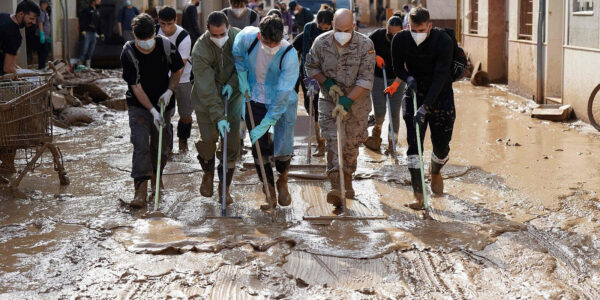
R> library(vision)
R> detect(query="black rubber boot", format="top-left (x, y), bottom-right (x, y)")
top-left (407, 168), bottom-right (425, 210)
top-left (199, 157), bottom-right (215, 197)
top-left (275, 159), bottom-right (291, 206)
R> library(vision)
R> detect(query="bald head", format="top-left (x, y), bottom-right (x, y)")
top-left (333, 8), bottom-right (354, 32)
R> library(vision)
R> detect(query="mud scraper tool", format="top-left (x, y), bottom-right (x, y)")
top-left (303, 95), bottom-right (386, 223)
top-left (412, 90), bottom-right (429, 213)
top-left (143, 101), bottom-right (168, 219)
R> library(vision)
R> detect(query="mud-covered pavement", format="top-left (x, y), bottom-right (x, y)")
top-left (1, 81), bottom-right (600, 299)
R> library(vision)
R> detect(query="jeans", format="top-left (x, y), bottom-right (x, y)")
top-left (78, 31), bottom-right (97, 62)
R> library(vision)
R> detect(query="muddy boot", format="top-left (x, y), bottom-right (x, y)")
top-left (255, 162), bottom-right (277, 210)
top-left (406, 168), bottom-right (425, 210)
top-left (218, 167), bottom-right (235, 204)
top-left (364, 124), bottom-right (382, 151)
top-left (130, 179), bottom-right (148, 208)
top-left (275, 160), bottom-right (291, 206)
top-left (343, 171), bottom-right (355, 199)
top-left (326, 172), bottom-right (344, 208)
top-left (199, 157), bottom-right (215, 197)
top-left (178, 139), bottom-right (188, 154)
top-left (313, 123), bottom-right (326, 157)
top-left (384, 138), bottom-right (397, 156)
top-left (177, 121), bottom-right (191, 154)
top-left (430, 160), bottom-right (445, 195)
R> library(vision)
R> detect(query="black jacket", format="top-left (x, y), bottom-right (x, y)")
top-left (182, 4), bottom-right (201, 44)
top-left (369, 28), bottom-right (395, 79)
top-left (79, 5), bottom-right (100, 33)
top-left (391, 28), bottom-right (453, 109)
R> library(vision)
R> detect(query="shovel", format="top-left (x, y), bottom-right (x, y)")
top-left (306, 85), bottom-right (315, 164)
top-left (143, 101), bottom-right (168, 219)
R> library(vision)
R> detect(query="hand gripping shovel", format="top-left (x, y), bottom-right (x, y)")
top-left (143, 101), bottom-right (168, 219)
top-left (381, 66), bottom-right (399, 165)
top-left (245, 94), bottom-right (276, 222)
top-left (412, 91), bottom-right (429, 211)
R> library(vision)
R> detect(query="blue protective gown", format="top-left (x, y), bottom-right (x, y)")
top-left (233, 27), bottom-right (300, 158)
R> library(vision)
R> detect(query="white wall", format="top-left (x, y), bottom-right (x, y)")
top-left (427, 0), bottom-right (457, 20)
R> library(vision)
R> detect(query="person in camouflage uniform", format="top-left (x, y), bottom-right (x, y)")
top-left (305, 9), bottom-right (376, 209)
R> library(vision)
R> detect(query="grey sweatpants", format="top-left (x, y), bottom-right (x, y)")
top-left (175, 82), bottom-right (193, 121)
top-left (128, 105), bottom-right (173, 180)
top-left (371, 75), bottom-right (404, 136)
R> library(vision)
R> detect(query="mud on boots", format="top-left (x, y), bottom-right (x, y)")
top-left (275, 159), bottom-right (292, 206)
top-left (191, 11), bottom-right (244, 199)
top-left (131, 177), bottom-right (149, 208)
top-left (120, 14), bottom-right (184, 209)
top-left (387, 7), bottom-right (459, 209)
top-left (218, 165), bottom-right (235, 204)
top-left (305, 9), bottom-right (376, 209)
top-left (313, 122), bottom-right (326, 157)
top-left (233, 16), bottom-right (300, 210)
top-left (364, 124), bottom-right (382, 151)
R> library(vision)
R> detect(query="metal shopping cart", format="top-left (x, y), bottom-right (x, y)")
top-left (0, 73), bottom-right (69, 190)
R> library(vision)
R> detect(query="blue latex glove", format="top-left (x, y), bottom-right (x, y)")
top-left (217, 119), bottom-right (230, 137)
top-left (47, 36), bottom-right (52, 43)
top-left (303, 77), bottom-right (320, 95)
top-left (238, 70), bottom-right (251, 98)
top-left (222, 84), bottom-right (232, 100)
top-left (414, 105), bottom-right (428, 126)
top-left (406, 76), bottom-right (418, 94)
top-left (250, 117), bottom-right (277, 144)
top-left (40, 31), bottom-right (45, 44)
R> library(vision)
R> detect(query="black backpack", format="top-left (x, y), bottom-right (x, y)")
top-left (441, 28), bottom-right (467, 82)
top-left (123, 36), bottom-right (176, 83)
top-left (156, 25), bottom-right (194, 82)
top-left (247, 35), bottom-right (294, 70)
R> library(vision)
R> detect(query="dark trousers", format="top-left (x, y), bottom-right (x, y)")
top-left (128, 106), bottom-right (173, 181)
top-left (245, 101), bottom-right (273, 160)
top-left (38, 42), bottom-right (50, 70)
top-left (403, 92), bottom-right (456, 170)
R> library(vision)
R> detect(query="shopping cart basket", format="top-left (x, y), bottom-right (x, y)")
top-left (0, 73), bottom-right (69, 189)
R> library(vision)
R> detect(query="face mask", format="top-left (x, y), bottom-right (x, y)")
top-left (137, 38), bottom-right (156, 50)
top-left (261, 42), bottom-right (281, 56)
top-left (232, 8), bottom-right (245, 16)
top-left (210, 34), bottom-right (229, 48)
top-left (411, 31), bottom-right (427, 46)
top-left (334, 32), bottom-right (352, 46)
top-left (125, 1), bottom-right (131, 5)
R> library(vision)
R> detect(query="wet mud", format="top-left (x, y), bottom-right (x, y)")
top-left (1, 81), bottom-right (600, 298)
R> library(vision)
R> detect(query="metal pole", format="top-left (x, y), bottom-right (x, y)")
top-left (382, 67), bottom-right (398, 165)
top-left (536, 0), bottom-right (546, 104)
top-left (412, 91), bottom-right (428, 209)
top-left (306, 86), bottom-right (314, 164)
top-left (336, 115), bottom-right (348, 215)
top-left (221, 96), bottom-right (228, 217)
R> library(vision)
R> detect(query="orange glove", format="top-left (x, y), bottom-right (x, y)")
top-left (375, 56), bottom-right (385, 69)
top-left (384, 81), bottom-right (400, 96)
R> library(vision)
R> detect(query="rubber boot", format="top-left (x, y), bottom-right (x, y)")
top-left (178, 139), bottom-right (188, 154)
top-left (406, 168), bottom-right (425, 210)
top-left (326, 171), bottom-right (344, 208)
top-left (364, 124), bottom-right (382, 151)
top-left (313, 122), bottom-right (326, 157)
top-left (199, 157), bottom-right (215, 197)
top-left (218, 167), bottom-right (235, 204)
top-left (275, 160), bottom-right (291, 206)
top-left (343, 171), bottom-right (355, 199)
top-left (130, 179), bottom-right (148, 208)
top-left (430, 160), bottom-right (445, 195)
top-left (255, 162), bottom-right (277, 210)
top-left (177, 121), bottom-right (192, 154)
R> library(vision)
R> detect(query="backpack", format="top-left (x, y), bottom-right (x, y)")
top-left (156, 25), bottom-right (194, 82)
top-left (247, 35), bottom-right (294, 70)
top-left (441, 28), bottom-right (467, 82)
top-left (222, 8), bottom-right (258, 25)
top-left (123, 36), bottom-right (175, 83)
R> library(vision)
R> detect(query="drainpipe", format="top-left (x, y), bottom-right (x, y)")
top-left (536, 0), bottom-right (546, 104)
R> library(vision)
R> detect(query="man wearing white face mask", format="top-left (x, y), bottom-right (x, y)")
top-left (385, 7), bottom-right (455, 210)
top-left (222, 0), bottom-right (259, 30)
top-left (233, 15), bottom-right (299, 210)
top-left (305, 9), bottom-right (376, 209)
top-left (191, 12), bottom-right (242, 203)
top-left (120, 13), bottom-right (184, 208)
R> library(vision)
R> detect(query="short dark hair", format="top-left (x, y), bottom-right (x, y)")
top-left (259, 15), bottom-right (283, 43)
top-left (207, 11), bottom-right (229, 29)
top-left (17, 0), bottom-right (41, 16)
top-left (316, 7), bottom-right (334, 25)
top-left (387, 16), bottom-right (403, 27)
top-left (132, 13), bottom-right (156, 40)
top-left (230, 0), bottom-right (248, 6)
top-left (158, 6), bottom-right (176, 22)
top-left (267, 9), bottom-right (282, 19)
top-left (409, 7), bottom-right (430, 25)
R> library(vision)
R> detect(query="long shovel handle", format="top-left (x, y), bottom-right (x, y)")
top-left (307, 87), bottom-right (314, 164)
top-left (335, 105), bottom-right (347, 215)
top-left (381, 67), bottom-right (399, 165)
top-left (154, 101), bottom-right (165, 212)
top-left (221, 95), bottom-right (228, 217)
top-left (246, 98), bottom-right (275, 222)
top-left (412, 91), bottom-right (428, 209)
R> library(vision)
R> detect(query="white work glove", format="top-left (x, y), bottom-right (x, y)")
top-left (150, 107), bottom-right (165, 130)
top-left (159, 89), bottom-right (173, 107)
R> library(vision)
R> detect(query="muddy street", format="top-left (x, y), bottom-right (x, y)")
top-left (0, 81), bottom-right (599, 298)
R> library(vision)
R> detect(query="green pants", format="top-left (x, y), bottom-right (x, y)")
top-left (194, 94), bottom-right (242, 168)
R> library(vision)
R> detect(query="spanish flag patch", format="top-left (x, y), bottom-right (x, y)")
top-left (368, 49), bottom-right (375, 54)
